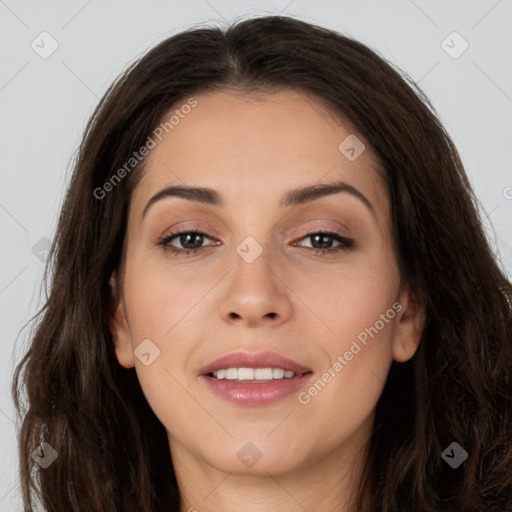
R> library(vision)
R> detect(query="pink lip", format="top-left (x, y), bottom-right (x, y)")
top-left (198, 350), bottom-right (312, 376)
top-left (200, 374), bottom-right (313, 406)
top-left (198, 350), bottom-right (314, 406)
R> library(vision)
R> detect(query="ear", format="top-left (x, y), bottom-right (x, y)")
top-left (392, 285), bottom-right (425, 363)
top-left (108, 271), bottom-right (135, 368)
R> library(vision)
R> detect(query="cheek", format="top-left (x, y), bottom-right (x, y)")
top-left (297, 250), bottom-right (400, 345)
top-left (294, 295), bottom-right (398, 456)
top-left (121, 257), bottom-right (208, 435)
top-left (122, 253), bottom-right (214, 342)
top-left (293, 253), bottom-right (399, 419)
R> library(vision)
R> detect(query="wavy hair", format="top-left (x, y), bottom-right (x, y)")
top-left (12, 15), bottom-right (512, 511)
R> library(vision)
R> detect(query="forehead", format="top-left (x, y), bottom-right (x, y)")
top-left (131, 89), bottom-right (387, 217)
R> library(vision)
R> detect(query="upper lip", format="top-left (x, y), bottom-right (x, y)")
top-left (199, 351), bottom-right (313, 376)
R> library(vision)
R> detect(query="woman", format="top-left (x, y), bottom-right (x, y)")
top-left (12, 15), bottom-right (512, 512)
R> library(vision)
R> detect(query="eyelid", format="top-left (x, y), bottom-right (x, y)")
top-left (156, 221), bottom-right (220, 241)
top-left (287, 219), bottom-right (352, 238)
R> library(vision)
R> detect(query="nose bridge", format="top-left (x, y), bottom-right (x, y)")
top-left (219, 230), bottom-right (292, 325)
top-left (231, 232), bottom-right (276, 292)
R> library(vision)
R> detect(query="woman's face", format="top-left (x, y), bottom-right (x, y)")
top-left (109, 89), bottom-right (423, 478)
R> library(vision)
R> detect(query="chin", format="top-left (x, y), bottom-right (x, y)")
top-left (203, 440), bottom-right (307, 476)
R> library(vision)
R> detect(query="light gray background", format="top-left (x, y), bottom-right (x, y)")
top-left (1, 0), bottom-right (511, 508)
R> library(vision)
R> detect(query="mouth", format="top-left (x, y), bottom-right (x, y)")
top-left (206, 367), bottom-right (312, 382)
top-left (198, 351), bottom-right (314, 406)
top-left (199, 350), bottom-right (312, 377)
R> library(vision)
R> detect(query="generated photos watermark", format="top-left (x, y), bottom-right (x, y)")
top-left (93, 97), bottom-right (198, 200)
top-left (297, 302), bottom-right (403, 405)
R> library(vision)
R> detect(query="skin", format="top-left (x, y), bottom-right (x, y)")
top-left (109, 89), bottom-right (424, 512)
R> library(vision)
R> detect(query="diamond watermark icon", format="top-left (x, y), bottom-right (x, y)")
top-left (134, 338), bottom-right (161, 366)
top-left (237, 442), bottom-right (262, 468)
top-left (441, 441), bottom-right (468, 468)
top-left (338, 134), bottom-right (365, 161)
top-left (32, 237), bottom-right (51, 262)
top-left (441, 31), bottom-right (468, 60)
top-left (236, 236), bottom-right (264, 264)
top-left (31, 31), bottom-right (59, 59)
top-left (31, 442), bottom-right (58, 469)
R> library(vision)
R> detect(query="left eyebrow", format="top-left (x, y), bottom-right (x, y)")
top-left (141, 180), bottom-right (375, 220)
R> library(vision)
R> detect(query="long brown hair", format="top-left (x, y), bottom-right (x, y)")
top-left (12, 15), bottom-right (512, 511)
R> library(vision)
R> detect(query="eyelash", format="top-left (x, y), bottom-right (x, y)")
top-left (156, 229), bottom-right (354, 257)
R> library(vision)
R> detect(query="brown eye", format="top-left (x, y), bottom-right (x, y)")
top-left (295, 231), bottom-right (354, 254)
top-left (157, 230), bottom-right (217, 255)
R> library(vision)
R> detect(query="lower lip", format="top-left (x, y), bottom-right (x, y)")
top-left (200, 373), bottom-right (314, 406)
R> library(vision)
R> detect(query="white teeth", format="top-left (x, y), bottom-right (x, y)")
top-left (225, 368), bottom-right (238, 379)
top-left (237, 368), bottom-right (255, 380)
top-left (255, 368), bottom-right (273, 380)
top-left (272, 368), bottom-right (285, 379)
top-left (212, 367), bottom-right (298, 380)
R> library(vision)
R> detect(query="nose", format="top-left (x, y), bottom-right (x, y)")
top-left (219, 243), bottom-right (293, 328)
